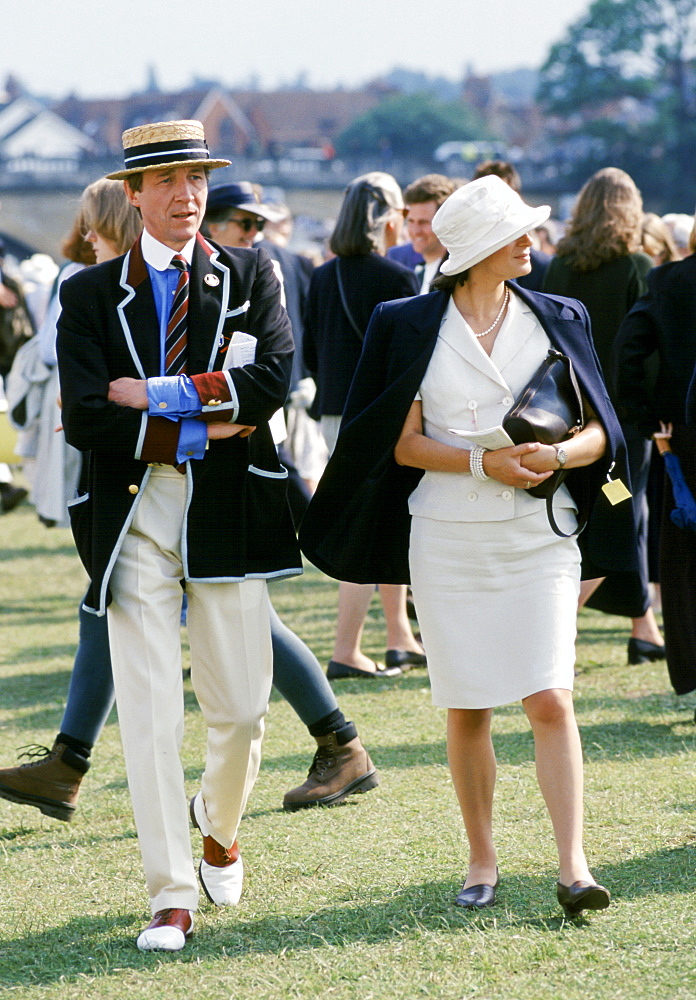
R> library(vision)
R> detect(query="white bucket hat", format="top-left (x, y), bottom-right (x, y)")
top-left (433, 175), bottom-right (551, 276)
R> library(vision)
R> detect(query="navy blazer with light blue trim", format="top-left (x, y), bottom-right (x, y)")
top-left (57, 234), bottom-right (301, 613)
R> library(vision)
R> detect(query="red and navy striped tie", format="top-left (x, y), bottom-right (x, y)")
top-left (165, 254), bottom-right (189, 376)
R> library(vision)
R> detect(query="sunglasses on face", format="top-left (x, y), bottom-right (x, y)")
top-left (228, 216), bottom-right (265, 233)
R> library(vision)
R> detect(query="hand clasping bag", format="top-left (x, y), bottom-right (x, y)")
top-left (503, 349), bottom-right (586, 536)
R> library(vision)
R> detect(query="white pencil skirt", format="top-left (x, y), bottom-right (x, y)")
top-left (409, 505), bottom-right (581, 709)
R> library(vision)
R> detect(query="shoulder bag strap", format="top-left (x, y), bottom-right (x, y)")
top-left (335, 259), bottom-right (365, 343)
top-left (546, 476), bottom-right (590, 538)
top-left (545, 352), bottom-right (588, 537)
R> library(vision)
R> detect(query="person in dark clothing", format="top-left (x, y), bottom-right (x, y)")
top-left (303, 172), bottom-right (425, 679)
top-left (542, 167), bottom-right (664, 664)
top-left (614, 247), bottom-right (696, 697)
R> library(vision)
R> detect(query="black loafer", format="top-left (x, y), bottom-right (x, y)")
top-left (627, 637), bottom-right (665, 664)
top-left (385, 649), bottom-right (427, 670)
top-left (327, 659), bottom-right (402, 680)
top-left (455, 870), bottom-right (499, 910)
top-left (556, 880), bottom-right (610, 918)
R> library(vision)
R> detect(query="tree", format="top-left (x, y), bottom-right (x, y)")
top-left (334, 92), bottom-right (488, 161)
top-left (537, 0), bottom-right (696, 207)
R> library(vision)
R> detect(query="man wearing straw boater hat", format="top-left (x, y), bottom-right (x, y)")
top-left (57, 120), bottom-right (301, 951)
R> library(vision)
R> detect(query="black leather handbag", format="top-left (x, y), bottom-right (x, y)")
top-left (503, 349), bottom-right (586, 536)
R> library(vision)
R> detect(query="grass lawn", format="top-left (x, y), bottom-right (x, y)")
top-left (1, 501), bottom-right (695, 1000)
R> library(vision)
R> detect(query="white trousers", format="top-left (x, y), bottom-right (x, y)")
top-left (107, 467), bottom-right (272, 914)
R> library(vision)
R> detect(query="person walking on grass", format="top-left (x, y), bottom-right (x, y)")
top-left (301, 177), bottom-right (640, 919)
top-left (56, 120), bottom-right (301, 952)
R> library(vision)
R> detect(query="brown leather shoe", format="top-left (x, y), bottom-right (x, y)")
top-left (0, 742), bottom-right (89, 821)
top-left (283, 733), bottom-right (379, 811)
top-left (137, 908), bottom-right (194, 951)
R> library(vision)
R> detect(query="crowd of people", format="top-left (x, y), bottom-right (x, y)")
top-left (0, 118), bottom-right (694, 951)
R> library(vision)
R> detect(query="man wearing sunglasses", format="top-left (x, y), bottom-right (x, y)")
top-left (204, 181), bottom-right (279, 249)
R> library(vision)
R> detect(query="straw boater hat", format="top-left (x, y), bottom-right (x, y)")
top-left (433, 175), bottom-right (551, 276)
top-left (106, 120), bottom-right (230, 181)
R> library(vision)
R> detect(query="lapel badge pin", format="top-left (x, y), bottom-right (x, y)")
top-left (204, 273), bottom-right (220, 286)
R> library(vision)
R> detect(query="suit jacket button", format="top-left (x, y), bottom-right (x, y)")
top-left (128, 484), bottom-right (139, 495)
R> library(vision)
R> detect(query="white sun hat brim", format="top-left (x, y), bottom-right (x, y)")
top-left (433, 175), bottom-right (551, 276)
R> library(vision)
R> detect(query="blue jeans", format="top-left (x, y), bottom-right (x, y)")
top-left (60, 593), bottom-right (338, 744)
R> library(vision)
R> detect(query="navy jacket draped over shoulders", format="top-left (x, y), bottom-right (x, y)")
top-left (299, 284), bottom-right (639, 585)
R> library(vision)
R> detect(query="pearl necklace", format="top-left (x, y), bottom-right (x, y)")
top-left (472, 288), bottom-right (509, 338)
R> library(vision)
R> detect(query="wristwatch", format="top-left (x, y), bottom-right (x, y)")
top-left (553, 444), bottom-right (568, 469)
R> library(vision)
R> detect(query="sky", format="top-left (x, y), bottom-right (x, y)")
top-left (1, 0), bottom-right (592, 99)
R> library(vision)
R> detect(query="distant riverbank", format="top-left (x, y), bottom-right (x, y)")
top-left (1, 187), bottom-right (345, 261)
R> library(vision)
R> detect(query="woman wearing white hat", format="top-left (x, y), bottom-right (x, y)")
top-left (301, 175), bottom-right (639, 917)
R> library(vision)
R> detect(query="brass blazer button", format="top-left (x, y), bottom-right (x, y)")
top-left (207, 398), bottom-right (221, 406)
top-left (128, 484), bottom-right (139, 495)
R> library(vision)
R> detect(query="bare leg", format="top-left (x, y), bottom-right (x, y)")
top-left (579, 578), bottom-right (663, 644)
top-left (332, 582), bottom-right (378, 672)
top-left (522, 689), bottom-right (593, 886)
top-left (578, 578), bottom-right (604, 608)
top-left (447, 708), bottom-right (498, 888)
top-left (379, 584), bottom-right (424, 653)
top-left (629, 606), bottom-right (663, 644)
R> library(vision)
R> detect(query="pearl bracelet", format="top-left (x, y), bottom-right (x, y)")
top-left (470, 444), bottom-right (489, 482)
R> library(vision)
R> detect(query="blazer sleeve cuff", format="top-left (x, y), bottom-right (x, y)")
top-left (139, 415), bottom-right (181, 465)
top-left (189, 370), bottom-right (239, 421)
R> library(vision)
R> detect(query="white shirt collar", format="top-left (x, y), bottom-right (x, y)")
top-left (141, 228), bottom-right (196, 271)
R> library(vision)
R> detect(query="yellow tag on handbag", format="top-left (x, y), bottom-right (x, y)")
top-left (602, 478), bottom-right (632, 505)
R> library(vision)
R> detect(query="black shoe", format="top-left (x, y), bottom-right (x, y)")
top-left (327, 659), bottom-right (402, 680)
top-left (455, 870), bottom-right (499, 910)
top-left (0, 484), bottom-right (28, 513)
top-left (556, 880), bottom-right (610, 918)
top-left (627, 637), bottom-right (666, 664)
top-left (385, 649), bottom-right (427, 670)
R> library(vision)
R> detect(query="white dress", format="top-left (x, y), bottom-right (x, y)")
top-left (408, 291), bottom-right (581, 709)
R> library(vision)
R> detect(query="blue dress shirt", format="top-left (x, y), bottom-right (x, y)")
top-left (141, 230), bottom-right (207, 463)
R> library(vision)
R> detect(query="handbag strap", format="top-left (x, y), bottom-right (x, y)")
top-left (335, 259), bottom-right (365, 343)
top-left (550, 349), bottom-right (585, 431)
top-left (544, 469), bottom-right (589, 538)
top-left (543, 351), bottom-right (587, 537)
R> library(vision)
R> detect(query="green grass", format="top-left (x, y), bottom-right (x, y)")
top-left (1, 501), bottom-right (695, 1000)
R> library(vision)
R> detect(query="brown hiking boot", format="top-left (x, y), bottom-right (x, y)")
top-left (0, 742), bottom-right (89, 822)
top-left (283, 733), bottom-right (379, 811)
